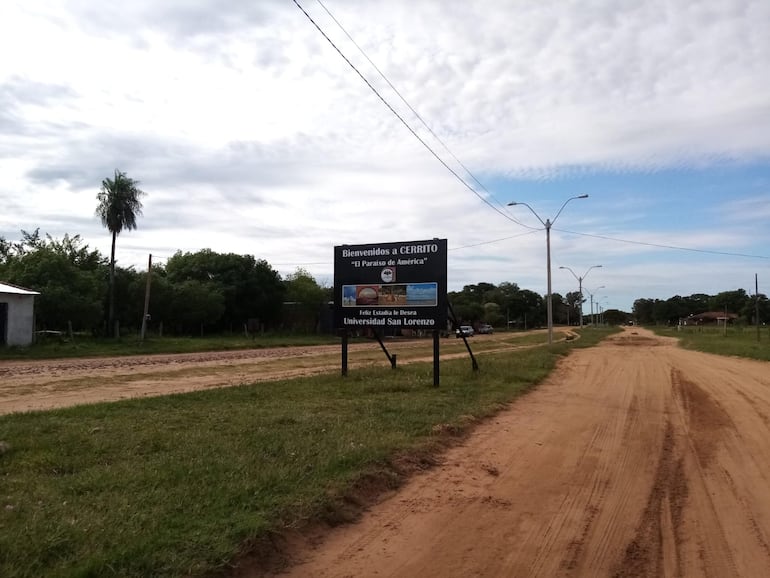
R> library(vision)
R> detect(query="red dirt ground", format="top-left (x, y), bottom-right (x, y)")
top-left (0, 332), bottom-right (536, 414)
top-left (256, 327), bottom-right (770, 577)
top-left (3, 327), bottom-right (769, 577)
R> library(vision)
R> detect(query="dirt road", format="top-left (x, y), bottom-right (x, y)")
top-left (266, 327), bottom-right (770, 577)
top-left (4, 327), bottom-right (769, 576)
top-left (0, 332), bottom-right (543, 414)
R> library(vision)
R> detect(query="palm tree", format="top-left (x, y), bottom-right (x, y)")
top-left (96, 169), bottom-right (146, 337)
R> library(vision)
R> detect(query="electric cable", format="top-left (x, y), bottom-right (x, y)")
top-left (294, 1), bottom-right (768, 263)
top-left (555, 228), bottom-right (770, 260)
top-left (292, 0), bottom-right (533, 228)
top-left (313, 0), bottom-right (522, 224)
top-left (448, 229), bottom-right (541, 251)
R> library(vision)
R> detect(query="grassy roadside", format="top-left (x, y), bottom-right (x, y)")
top-left (651, 326), bottom-right (770, 362)
top-left (0, 327), bottom-right (617, 577)
top-left (0, 330), bottom-right (547, 361)
top-left (0, 334), bottom-right (341, 361)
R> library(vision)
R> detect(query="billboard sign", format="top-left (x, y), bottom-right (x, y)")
top-left (334, 239), bottom-right (448, 331)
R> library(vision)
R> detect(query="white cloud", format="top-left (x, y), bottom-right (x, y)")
top-left (716, 194), bottom-right (770, 223)
top-left (1, 0), bottom-right (769, 311)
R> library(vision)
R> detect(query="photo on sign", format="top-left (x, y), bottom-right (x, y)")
top-left (406, 282), bottom-right (438, 306)
top-left (342, 282), bottom-right (438, 307)
top-left (379, 284), bottom-right (407, 305)
top-left (342, 285), bottom-right (357, 306)
top-left (355, 285), bottom-right (379, 305)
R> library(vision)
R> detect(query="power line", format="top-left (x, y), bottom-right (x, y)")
top-left (272, 231), bottom-right (542, 269)
top-left (555, 228), bottom-right (770, 260)
top-left (292, 0), bottom-right (529, 227)
top-left (293, 2), bottom-right (770, 264)
top-left (313, 0), bottom-right (525, 227)
top-left (271, 261), bottom-right (330, 267)
top-left (449, 229), bottom-right (541, 251)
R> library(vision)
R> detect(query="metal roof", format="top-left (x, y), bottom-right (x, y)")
top-left (0, 282), bottom-right (40, 295)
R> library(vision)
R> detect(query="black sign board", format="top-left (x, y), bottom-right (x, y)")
top-left (334, 239), bottom-right (448, 331)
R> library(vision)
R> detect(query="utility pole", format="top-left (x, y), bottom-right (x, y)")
top-left (584, 286), bottom-right (605, 327)
top-left (757, 273), bottom-right (761, 343)
top-left (140, 254), bottom-right (152, 342)
top-left (724, 305), bottom-right (728, 337)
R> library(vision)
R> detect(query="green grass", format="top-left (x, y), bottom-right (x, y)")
top-left (495, 331), bottom-right (553, 346)
top-left (0, 327), bottom-right (571, 361)
top-left (652, 325), bottom-right (770, 361)
top-left (0, 328), bottom-right (617, 577)
top-left (0, 333), bottom-right (340, 361)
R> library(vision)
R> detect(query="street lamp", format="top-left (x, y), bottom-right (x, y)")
top-left (585, 285), bottom-right (606, 326)
top-left (559, 264), bottom-right (602, 329)
top-left (507, 194), bottom-right (589, 344)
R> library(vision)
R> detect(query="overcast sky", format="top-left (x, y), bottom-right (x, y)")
top-left (1, 0), bottom-right (769, 312)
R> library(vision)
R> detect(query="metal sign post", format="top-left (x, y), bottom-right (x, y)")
top-left (341, 329), bottom-right (348, 377)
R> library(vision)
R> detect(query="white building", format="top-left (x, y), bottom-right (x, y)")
top-left (0, 282), bottom-right (40, 346)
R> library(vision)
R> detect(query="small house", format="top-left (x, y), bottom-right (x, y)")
top-left (0, 282), bottom-right (40, 346)
top-left (680, 311), bottom-right (739, 326)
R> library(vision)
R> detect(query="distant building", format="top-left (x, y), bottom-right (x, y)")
top-left (680, 311), bottom-right (739, 326)
top-left (0, 282), bottom-right (40, 346)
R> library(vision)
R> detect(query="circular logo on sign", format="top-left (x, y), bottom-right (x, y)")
top-left (380, 267), bottom-right (395, 283)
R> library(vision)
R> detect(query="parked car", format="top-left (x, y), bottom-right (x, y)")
top-left (456, 325), bottom-right (474, 338)
top-left (477, 323), bottom-right (494, 334)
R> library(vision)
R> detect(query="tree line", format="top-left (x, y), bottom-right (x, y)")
top-left (449, 282), bottom-right (630, 329)
top-left (633, 291), bottom-right (769, 326)
top-left (0, 230), bottom-right (328, 336)
top-left (1, 169), bottom-right (336, 337)
top-left (4, 171), bottom-right (765, 336)
top-left (5, 229), bottom-right (765, 336)
top-left (453, 284), bottom-right (769, 329)
top-left (0, 232), bottom-right (628, 337)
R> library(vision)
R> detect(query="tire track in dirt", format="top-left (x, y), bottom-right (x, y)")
top-left (612, 421), bottom-right (688, 578)
top-left (669, 363), bottom-right (770, 575)
top-left (672, 368), bottom-right (734, 466)
top-left (254, 327), bottom-right (770, 578)
top-left (734, 389), bottom-right (770, 427)
top-left (4, 328), bottom-right (770, 577)
top-left (667, 347), bottom-right (770, 577)
top-left (667, 367), bottom-right (740, 578)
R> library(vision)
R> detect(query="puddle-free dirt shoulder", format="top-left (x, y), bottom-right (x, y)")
top-left (255, 327), bottom-right (770, 577)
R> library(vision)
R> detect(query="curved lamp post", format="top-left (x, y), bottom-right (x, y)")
top-left (507, 195), bottom-right (588, 344)
top-left (559, 265), bottom-right (602, 329)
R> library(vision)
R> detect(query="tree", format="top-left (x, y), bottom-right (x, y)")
top-left (549, 292), bottom-right (570, 326)
top-left (461, 282), bottom-right (498, 304)
top-left (168, 280), bottom-right (225, 335)
top-left (284, 268), bottom-right (327, 332)
top-left (709, 289), bottom-right (749, 317)
top-left (513, 289), bottom-right (544, 329)
top-left (482, 302), bottom-right (503, 326)
top-left (96, 170), bottom-right (146, 337)
top-left (447, 289), bottom-right (484, 325)
top-left (632, 298), bottom-right (655, 324)
top-left (165, 249), bottom-right (285, 331)
top-left (604, 309), bottom-right (631, 325)
top-left (0, 232), bottom-right (107, 331)
top-left (111, 265), bottom-right (143, 334)
top-left (564, 291), bottom-right (582, 325)
top-left (753, 294), bottom-right (770, 325)
top-left (482, 282), bottom-right (516, 321)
